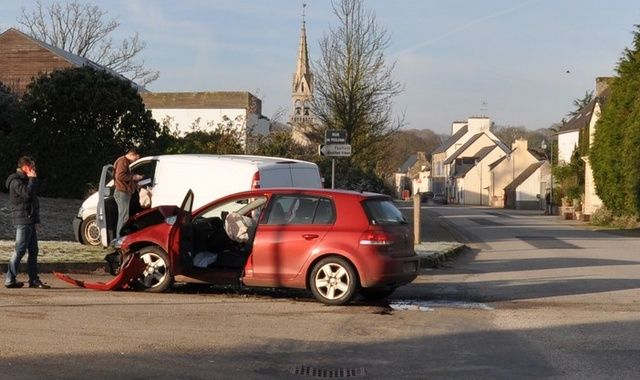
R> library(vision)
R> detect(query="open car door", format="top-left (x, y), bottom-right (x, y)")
top-left (54, 190), bottom-right (195, 291)
top-left (168, 190), bottom-right (195, 274)
top-left (96, 164), bottom-right (117, 248)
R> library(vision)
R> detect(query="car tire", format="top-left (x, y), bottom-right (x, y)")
top-left (309, 257), bottom-right (358, 306)
top-left (135, 246), bottom-right (173, 293)
top-left (359, 286), bottom-right (396, 301)
top-left (80, 215), bottom-right (101, 246)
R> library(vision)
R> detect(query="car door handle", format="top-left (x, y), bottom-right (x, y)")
top-left (302, 234), bottom-right (319, 240)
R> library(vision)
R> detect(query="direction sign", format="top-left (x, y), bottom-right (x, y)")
top-left (319, 143), bottom-right (352, 157)
top-left (325, 130), bottom-right (347, 144)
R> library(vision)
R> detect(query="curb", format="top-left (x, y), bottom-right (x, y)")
top-left (416, 244), bottom-right (466, 268)
top-left (1, 262), bottom-right (106, 274)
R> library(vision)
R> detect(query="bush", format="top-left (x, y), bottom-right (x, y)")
top-left (591, 206), bottom-right (639, 228)
top-left (590, 206), bottom-right (614, 226)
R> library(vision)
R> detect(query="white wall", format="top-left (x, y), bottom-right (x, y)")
top-left (517, 167), bottom-right (543, 202)
top-left (150, 108), bottom-right (246, 135)
top-left (557, 130), bottom-right (579, 164)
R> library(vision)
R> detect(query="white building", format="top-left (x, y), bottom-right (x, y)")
top-left (141, 92), bottom-right (270, 144)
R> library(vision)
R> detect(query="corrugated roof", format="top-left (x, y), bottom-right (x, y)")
top-left (504, 161), bottom-right (544, 191)
top-left (432, 125), bottom-right (468, 154)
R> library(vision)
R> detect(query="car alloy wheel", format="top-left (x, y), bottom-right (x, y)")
top-left (310, 257), bottom-right (358, 306)
top-left (136, 247), bottom-right (173, 293)
top-left (81, 215), bottom-right (101, 246)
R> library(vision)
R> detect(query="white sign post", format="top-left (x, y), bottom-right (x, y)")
top-left (320, 130), bottom-right (351, 189)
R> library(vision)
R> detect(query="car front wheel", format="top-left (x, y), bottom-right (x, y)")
top-left (80, 215), bottom-right (101, 246)
top-left (136, 246), bottom-right (173, 293)
top-left (310, 257), bottom-right (358, 306)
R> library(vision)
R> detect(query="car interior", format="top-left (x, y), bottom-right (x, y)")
top-left (184, 197), bottom-right (267, 271)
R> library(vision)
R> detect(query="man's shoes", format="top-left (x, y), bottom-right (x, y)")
top-left (28, 280), bottom-right (50, 289)
top-left (5, 281), bottom-right (24, 288)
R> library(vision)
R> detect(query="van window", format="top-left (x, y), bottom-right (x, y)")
top-left (131, 160), bottom-right (157, 186)
top-left (265, 196), bottom-right (335, 225)
top-left (362, 199), bottom-right (407, 225)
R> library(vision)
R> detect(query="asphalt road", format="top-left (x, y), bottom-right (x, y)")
top-left (1, 204), bottom-right (639, 379)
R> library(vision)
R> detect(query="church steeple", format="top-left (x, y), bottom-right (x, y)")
top-left (290, 3), bottom-right (313, 126)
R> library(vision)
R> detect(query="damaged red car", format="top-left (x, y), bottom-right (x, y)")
top-left (56, 188), bottom-right (419, 305)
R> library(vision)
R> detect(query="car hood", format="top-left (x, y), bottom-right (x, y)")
top-left (121, 205), bottom-right (181, 236)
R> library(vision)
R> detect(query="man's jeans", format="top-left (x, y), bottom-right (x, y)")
top-left (114, 190), bottom-right (131, 238)
top-left (5, 224), bottom-right (39, 285)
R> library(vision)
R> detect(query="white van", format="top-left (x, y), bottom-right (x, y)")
top-left (73, 154), bottom-right (323, 246)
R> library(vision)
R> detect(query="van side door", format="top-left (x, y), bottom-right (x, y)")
top-left (97, 164), bottom-right (116, 247)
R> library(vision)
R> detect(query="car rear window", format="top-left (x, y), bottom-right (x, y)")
top-left (362, 199), bottom-right (407, 225)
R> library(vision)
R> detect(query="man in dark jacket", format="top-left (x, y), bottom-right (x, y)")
top-left (113, 148), bottom-right (142, 238)
top-left (4, 156), bottom-right (49, 289)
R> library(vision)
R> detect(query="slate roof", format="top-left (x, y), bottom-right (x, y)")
top-left (432, 125), bottom-right (468, 154)
top-left (504, 161), bottom-right (544, 191)
top-left (443, 132), bottom-right (483, 164)
top-left (558, 99), bottom-right (595, 134)
top-left (488, 155), bottom-right (507, 169)
top-left (474, 145), bottom-right (497, 161)
top-left (399, 154), bottom-right (418, 172)
top-left (452, 163), bottom-right (475, 178)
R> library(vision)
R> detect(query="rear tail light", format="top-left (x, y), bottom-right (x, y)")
top-left (251, 171), bottom-right (261, 189)
top-left (359, 230), bottom-right (393, 246)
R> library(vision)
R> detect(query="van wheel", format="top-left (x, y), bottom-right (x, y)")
top-left (136, 246), bottom-right (173, 293)
top-left (309, 257), bottom-right (358, 306)
top-left (80, 215), bottom-right (101, 246)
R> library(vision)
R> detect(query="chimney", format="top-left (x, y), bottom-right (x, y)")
top-left (417, 152), bottom-right (426, 162)
top-left (511, 138), bottom-right (528, 151)
top-left (468, 116), bottom-right (491, 133)
top-left (595, 77), bottom-right (612, 97)
top-left (451, 121), bottom-right (466, 135)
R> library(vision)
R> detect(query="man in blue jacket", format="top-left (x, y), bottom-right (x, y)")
top-left (4, 156), bottom-right (49, 289)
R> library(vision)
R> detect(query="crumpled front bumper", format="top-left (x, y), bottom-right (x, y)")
top-left (54, 253), bottom-right (145, 291)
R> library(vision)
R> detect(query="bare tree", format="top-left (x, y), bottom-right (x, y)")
top-left (18, 0), bottom-right (159, 85)
top-left (311, 0), bottom-right (404, 173)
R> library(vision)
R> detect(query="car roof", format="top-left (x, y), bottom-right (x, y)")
top-left (136, 154), bottom-right (316, 166)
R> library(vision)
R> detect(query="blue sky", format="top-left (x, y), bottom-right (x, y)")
top-left (1, 0), bottom-right (639, 134)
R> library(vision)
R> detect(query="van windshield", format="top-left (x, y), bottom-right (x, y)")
top-left (362, 199), bottom-right (407, 225)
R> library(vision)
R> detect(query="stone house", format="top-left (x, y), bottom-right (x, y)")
top-left (395, 152), bottom-right (430, 198)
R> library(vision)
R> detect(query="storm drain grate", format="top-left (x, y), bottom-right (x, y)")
top-left (288, 365), bottom-right (367, 378)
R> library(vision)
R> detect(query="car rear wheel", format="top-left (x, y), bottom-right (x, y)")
top-left (359, 286), bottom-right (396, 300)
top-left (310, 257), bottom-right (358, 306)
top-left (80, 215), bottom-right (101, 246)
top-left (136, 246), bottom-right (173, 293)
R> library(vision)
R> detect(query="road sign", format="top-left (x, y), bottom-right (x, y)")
top-left (325, 130), bottom-right (347, 144)
top-left (319, 143), bottom-right (352, 157)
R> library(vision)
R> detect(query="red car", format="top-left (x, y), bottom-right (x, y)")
top-left (56, 188), bottom-right (419, 305)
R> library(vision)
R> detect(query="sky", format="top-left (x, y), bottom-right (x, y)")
top-left (1, 0), bottom-right (639, 135)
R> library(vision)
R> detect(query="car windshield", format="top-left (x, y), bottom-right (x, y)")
top-left (362, 199), bottom-right (407, 225)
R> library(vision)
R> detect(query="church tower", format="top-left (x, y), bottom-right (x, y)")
top-left (290, 4), bottom-right (314, 144)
